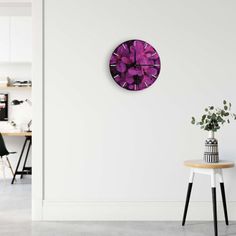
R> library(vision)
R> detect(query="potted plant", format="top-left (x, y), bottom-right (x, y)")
top-left (191, 100), bottom-right (236, 163)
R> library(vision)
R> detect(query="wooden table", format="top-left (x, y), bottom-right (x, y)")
top-left (2, 132), bottom-right (32, 184)
top-left (182, 160), bottom-right (235, 236)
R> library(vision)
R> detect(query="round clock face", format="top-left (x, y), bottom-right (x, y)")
top-left (109, 39), bottom-right (161, 91)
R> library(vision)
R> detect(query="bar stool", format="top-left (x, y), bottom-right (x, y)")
top-left (182, 160), bottom-right (234, 236)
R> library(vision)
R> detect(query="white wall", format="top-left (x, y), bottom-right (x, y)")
top-left (0, 3), bottom-right (31, 179)
top-left (41, 0), bottom-right (236, 220)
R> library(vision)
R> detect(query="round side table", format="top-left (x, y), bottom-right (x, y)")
top-left (182, 160), bottom-right (234, 236)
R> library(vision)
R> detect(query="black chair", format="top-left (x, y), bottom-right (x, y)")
top-left (0, 133), bottom-right (16, 180)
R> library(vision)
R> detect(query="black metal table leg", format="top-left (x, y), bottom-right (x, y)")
top-left (182, 182), bottom-right (193, 226)
top-left (212, 187), bottom-right (218, 236)
top-left (11, 138), bottom-right (28, 184)
top-left (20, 139), bottom-right (31, 179)
top-left (220, 182), bottom-right (229, 225)
top-left (11, 136), bottom-right (32, 184)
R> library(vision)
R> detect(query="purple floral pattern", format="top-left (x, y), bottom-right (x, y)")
top-left (109, 40), bottom-right (161, 91)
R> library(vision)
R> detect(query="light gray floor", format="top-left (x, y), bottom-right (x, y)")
top-left (1, 179), bottom-right (236, 236)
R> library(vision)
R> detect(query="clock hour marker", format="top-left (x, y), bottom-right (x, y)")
top-left (134, 41), bottom-right (136, 46)
top-left (113, 53), bottom-right (119, 56)
top-left (114, 74), bottom-right (119, 78)
top-left (154, 64), bottom-right (160, 67)
top-left (144, 43), bottom-right (148, 49)
top-left (151, 52), bottom-right (157, 57)
top-left (122, 82), bottom-right (127, 87)
top-left (110, 64), bottom-right (116, 67)
top-left (152, 75), bottom-right (157, 79)
top-left (122, 44), bottom-right (126, 49)
top-left (144, 82), bottom-right (148, 87)
top-left (134, 84), bottom-right (137, 90)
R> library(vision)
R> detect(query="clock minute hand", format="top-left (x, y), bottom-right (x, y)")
top-left (136, 64), bottom-right (154, 66)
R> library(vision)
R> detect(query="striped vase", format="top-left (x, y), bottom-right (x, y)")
top-left (204, 131), bottom-right (219, 163)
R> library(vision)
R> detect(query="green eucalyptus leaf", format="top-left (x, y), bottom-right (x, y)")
top-left (210, 106), bottom-right (214, 110)
top-left (223, 100), bottom-right (227, 105)
top-left (202, 115), bottom-right (206, 121)
top-left (224, 106), bottom-right (228, 110)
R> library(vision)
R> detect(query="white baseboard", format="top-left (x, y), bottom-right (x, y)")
top-left (40, 201), bottom-right (236, 221)
top-left (32, 199), bottom-right (43, 221)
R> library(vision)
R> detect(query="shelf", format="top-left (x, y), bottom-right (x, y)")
top-left (0, 86), bottom-right (31, 90)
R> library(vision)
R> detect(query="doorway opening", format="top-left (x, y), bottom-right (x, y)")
top-left (0, 1), bottom-right (32, 224)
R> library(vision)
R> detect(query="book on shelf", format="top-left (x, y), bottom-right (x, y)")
top-left (11, 80), bottom-right (32, 87)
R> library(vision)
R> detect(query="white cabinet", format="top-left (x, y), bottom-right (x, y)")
top-left (0, 16), bottom-right (32, 63)
top-left (10, 16), bottom-right (32, 62)
top-left (0, 17), bottom-right (10, 62)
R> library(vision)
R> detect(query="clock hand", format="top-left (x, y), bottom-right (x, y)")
top-left (136, 64), bottom-right (157, 66)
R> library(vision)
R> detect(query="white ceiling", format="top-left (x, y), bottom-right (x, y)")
top-left (0, 0), bottom-right (31, 2)
top-left (0, 1), bottom-right (31, 16)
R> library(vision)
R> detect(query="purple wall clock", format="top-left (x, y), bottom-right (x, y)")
top-left (109, 39), bottom-right (161, 91)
